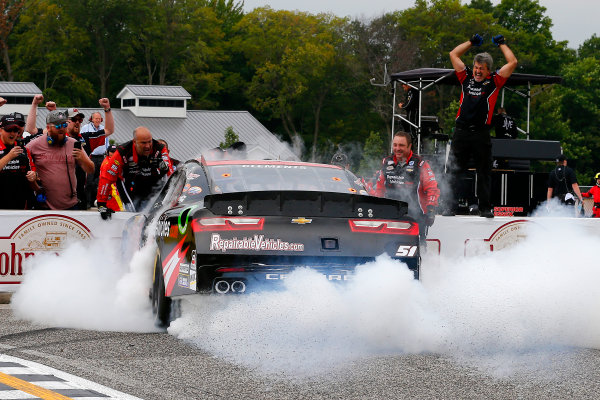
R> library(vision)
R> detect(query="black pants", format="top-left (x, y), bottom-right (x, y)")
top-left (447, 126), bottom-right (492, 212)
top-left (86, 154), bottom-right (105, 207)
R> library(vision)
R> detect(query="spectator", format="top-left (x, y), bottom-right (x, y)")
top-left (398, 84), bottom-right (419, 137)
top-left (26, 110), bottom-right (94, 210)
top-left (547, 155), bottom-right (583, 206)
top-left (65, 108), bottom-right (89, 209)
top-left (0, 114), bottom-right (39, 209)
top-left (79, 100), bottom-right (114, 208)
top-left (446, 33), bottom-right (518, 218)
top-left (157, 139), bottom-right (181, 169)
top-left (493, 107), bottom-right (518, 139)
top-left (23, 95), bottom-right (56, 144)
top-left (97, 126), bottom-right (173, 218)
top-left (372, 131), bottom-right (440, 244)
top-left (581, 172), bottom-right (600, 218)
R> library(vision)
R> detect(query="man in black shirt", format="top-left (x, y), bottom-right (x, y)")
top-left (493, 107), bottom-right (518, 139)
top-left (398, 84), bottom-right (419, 137)
top-left (0, 115), bottom-right (38, 209)
top-left (547, 155), bottom-right (583, 205)
top-left (446, 33), bottom-right (518, 218)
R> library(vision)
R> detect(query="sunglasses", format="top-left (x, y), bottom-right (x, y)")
top-left (3, 127), bottom-right (20, 133)
top-left (70, 117), bottom-right (83, 123)
top-left (53, 122), bottom-right (68, 129)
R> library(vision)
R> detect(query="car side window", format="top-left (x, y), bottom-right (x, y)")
top-left (177, 164), bottom-right (210, 205)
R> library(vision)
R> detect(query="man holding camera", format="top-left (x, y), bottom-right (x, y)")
top-left (26, 110), bottom-right (94, 210)
top-left (0, 114), bottom-right (39, 209)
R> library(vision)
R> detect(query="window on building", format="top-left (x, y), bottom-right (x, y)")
top-left (3, 96), bottom-right (34, 105)
top-left (138, 99), bottom-right (184, 108)
top-left (123, 99), bottom-right (135, 107)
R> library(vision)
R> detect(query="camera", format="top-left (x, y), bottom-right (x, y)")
top-left (16, 138), bottom-right (24, 148)
top-left (74, 141), bottom-right (82, 149)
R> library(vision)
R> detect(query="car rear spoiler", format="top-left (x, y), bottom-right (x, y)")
top-left (203, 190), bottom-right (408, 219)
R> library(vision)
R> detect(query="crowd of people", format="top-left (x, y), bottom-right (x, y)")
top-left (0, 95), bottom-right (174, 216)
top-left (2, 33), bottom-right (599, 226)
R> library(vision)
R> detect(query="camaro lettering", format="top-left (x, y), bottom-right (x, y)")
top-left (209, 233), bottom-right (304, 253)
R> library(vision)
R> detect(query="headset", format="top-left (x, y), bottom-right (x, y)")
top-left (89, 112), bottom-right (103, 123)
top-left (47, 134), bottom-right (67, 146)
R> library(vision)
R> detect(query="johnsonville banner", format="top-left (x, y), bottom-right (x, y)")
top-left (0, 211), bottom-right (135, 291)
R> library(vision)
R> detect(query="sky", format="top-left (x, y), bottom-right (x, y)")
top-left (242, 0), bottom-right (597, 49)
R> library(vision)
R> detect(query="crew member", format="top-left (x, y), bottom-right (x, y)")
top-left (493, 107), bottom-right (517, 139)
top-left (398, 84), bottom-right (419, 137)
top-left (98, 145), bottom-right (123, 212)
top-left (547, 154), bottom-right (583, 206)
top-left (372, 131), bottom-right (440, 243)
top-left (581, 172), bottom-right (600, 217)
top-left (446, 33), bottom-right (518, 218)
top-left (97, 126), bottom-right (173, 218)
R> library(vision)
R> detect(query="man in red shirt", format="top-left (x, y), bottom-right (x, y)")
top-left (446, 33), bottom-right (518, 218)
top-left (372, 131), bottom-right (440, 243)
top-left (582, 173), bottom-right (600, 218)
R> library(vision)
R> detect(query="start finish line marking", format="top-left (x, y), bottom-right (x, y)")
top-left (0, 354), bottom-right (143, 400)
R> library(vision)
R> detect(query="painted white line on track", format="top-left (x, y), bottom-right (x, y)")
top-left (0, 355), bottom-right (143, 400)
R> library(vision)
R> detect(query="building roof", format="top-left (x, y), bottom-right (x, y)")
top-left (0, 82), bottom-right (42, 95)
top-left (31, 108), bottom-right (297, 162)
top-left (117, 85), bottom-right (192, 99)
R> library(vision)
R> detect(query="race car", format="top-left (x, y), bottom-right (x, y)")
top-left (143, 158), bottom-right (421, 327)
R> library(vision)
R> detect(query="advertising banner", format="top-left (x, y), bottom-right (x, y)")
top-left (0, 211), bottom-right (136, 291)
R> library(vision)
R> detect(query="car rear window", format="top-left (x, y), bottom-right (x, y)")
top-left (206, 163), bottom-right (366, 194)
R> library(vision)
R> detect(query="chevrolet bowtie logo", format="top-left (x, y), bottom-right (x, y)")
top-left (291, 217), bottom-right (312, 224)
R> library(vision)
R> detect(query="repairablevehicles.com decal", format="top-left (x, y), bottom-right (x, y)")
top-left (209, 233), bottom-right (305, 252)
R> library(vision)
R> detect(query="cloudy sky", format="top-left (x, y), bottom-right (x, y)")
top-left (242, 0), bottom-right (597, 48)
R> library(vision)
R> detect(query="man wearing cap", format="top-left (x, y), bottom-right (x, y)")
top-left (26, 110), bottom-right (94, 210)
top-left (23, 94), bottom-right (57, 144)
top-left (97, 126), bottom-right (173, 218)
top-left (0, 114), bottom-right (39, 209)
top-left (547, 154), bottom-right (583, 205)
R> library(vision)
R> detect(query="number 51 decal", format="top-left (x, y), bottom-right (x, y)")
top-left (396, 245), bottom-right (418, 257)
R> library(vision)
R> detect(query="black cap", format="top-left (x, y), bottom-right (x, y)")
top-left (0, 112), bottom-right (25, 128)
top-left (107, 144), bottom-right (117, 154)
top-left (556, 154), bottom-right (566, 162)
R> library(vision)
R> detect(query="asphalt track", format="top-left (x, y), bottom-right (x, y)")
top-left (2, 303), bottom-right (600, 399)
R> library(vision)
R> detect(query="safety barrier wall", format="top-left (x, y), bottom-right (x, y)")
top-left (0, 210), bottom-right (137, 291)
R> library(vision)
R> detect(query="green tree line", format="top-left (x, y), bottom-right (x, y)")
top-left (1, 0), bottom-right (599, 180)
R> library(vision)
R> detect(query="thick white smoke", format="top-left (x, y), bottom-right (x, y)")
top-left (10, 208), bottom-right (600, 378)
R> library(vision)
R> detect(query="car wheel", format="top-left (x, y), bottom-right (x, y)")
top-left (152, 251), bottom-right (172, 328)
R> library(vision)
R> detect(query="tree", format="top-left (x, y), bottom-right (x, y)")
top-left (358, 130), bottom-right (387, 178)
top-left (234, 8), bottom-right (352, 160)
top-left (578, 34), bottom-right (600, 60)
top-left (220, 126), bottom-right (239, 148)
top-left (0, 0), bottom-right (25, 80)
top-left (55, 0), bottom-right (144, 98)
top-left (11, 1), bottom-right (94, 105)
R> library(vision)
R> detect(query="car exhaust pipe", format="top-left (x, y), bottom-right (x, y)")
top-left (215, 280), bottom-right (230, 294)
top-left (231, 280), bottom-right (246, 293)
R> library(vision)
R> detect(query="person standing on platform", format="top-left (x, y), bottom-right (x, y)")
top-left (446, 33), bottom-right (518, 218)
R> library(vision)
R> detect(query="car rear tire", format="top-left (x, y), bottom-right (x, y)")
top-left (152, 251), bottom-right (172, 328)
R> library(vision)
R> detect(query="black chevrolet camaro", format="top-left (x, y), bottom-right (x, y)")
top-left (138, 158), bottom-right (420, 327)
